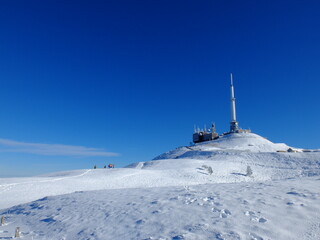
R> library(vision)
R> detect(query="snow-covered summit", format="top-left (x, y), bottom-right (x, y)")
top-left (154, 133), bottom-right (301, 160)
top-left (195, 132), bottom-right (290, 152)
top-left (154, 132), bottom-right (295, 160)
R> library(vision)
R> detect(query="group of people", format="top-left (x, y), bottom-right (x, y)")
top-left (93, 164), bottom-right (114, 169)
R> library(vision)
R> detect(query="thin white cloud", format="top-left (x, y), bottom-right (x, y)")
top-left (0, 138), bottom-right (119, 157)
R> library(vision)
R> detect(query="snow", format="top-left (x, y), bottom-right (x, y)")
top-left (0, 133), bottom-right (319, 239)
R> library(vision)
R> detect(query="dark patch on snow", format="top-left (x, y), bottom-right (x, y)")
top-left (172, 235), bottom-right (184, 240)
top-left (231, 172), bottom-right (246, 176)
top-left (259, 217), bottom-right (267, 223)
top-left (41, 217), bottom-right (56, 223)
top-left (136, 219), bottom-right (145, 225)
top-left (286, 191), bottom-right (307, 197)
top-left (30, 202), bottom-right (44, 210)
top-left (9, 206), bottom-right (31, 215)
top-left (37, 197), bottom-right (49, 202)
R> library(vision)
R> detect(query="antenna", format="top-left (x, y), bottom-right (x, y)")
top-left (230, 73), bottom-right (239, 132)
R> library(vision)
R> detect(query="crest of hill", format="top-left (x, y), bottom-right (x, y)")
top-left (154, 133), bottom-right (293, 160)
top-left (194, 132), bottom-right (290, 152)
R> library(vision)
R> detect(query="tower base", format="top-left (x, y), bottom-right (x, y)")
top-left (230, 121), bottom-right (239, 133)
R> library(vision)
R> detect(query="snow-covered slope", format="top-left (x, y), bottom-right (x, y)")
top-left (2, 176), bottom-right (320, 240)
top-left (0, 132), bottom-right (319, 239)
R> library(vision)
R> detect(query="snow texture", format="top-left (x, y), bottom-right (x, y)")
top-left (0, 133), bottom-right (319, 239)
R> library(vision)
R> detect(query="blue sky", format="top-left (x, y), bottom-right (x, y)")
top-left (0, 0), bottom-right (319, 177)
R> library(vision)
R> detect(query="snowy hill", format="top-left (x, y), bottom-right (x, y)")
top-left (0, 132), bottom-right (319, 239)
top-left (154, 133), bottom-right (295, 160)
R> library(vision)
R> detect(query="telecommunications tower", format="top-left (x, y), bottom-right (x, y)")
top-left (229, 73), bottom-right (239, 133)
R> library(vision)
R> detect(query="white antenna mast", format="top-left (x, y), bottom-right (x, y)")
top-left (230, 73), bottom-right (239, 132)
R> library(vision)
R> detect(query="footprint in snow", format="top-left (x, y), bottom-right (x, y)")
top-left (202, 196), bottom-right (214, 202)
top-left (198, 196), bottom-right (215, 206)
top-left (244, 211), bottom-right (267, 223)
top-left (214, 202), bottom-right (223, 206)
top-left (242, 200), bottom-right (249, 205)
top-left (29, 202), bottom-right (44, 210)
top-left (169, 197), bottom-right (178, 201)
top-left (41, 217), bottom-right (56, 223)
top-left (245, 211), bottom-right (255, 216)
top-left (258, 217), bottom-right (267, 223)
top-left (287, 191), bottom-right (307, 197)
top-left (215, 231), bottom-right (241, 240)
top-left (136, 219), bottom-right (145, 225)
top-left (257, 199), bottom-right (266, 205)
top-left (212, 208), bottom-right (232, 218)
top-left (220, 209), bottom-right (232, 218)
top-left (184, 198), bottom-right (197, 205)
top-left (249, 232), bottom-right (264, 240)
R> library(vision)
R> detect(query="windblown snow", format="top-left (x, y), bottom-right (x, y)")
top-left (0, 133), bottom-right (319, 239)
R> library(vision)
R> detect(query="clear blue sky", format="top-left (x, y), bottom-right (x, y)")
top-left (0, 0), bottom-right (319, 177)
